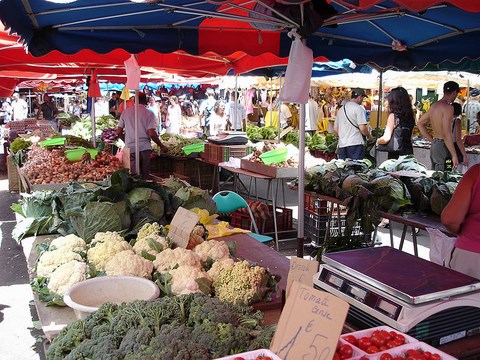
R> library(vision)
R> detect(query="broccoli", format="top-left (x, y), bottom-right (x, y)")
top-left (117, 327), bottom-right (154, 356)
top-left (246, 324), bottom-right (277, 351)
top-left (83, 303), bottom-right (119, 338)
top-left (187, 294), bottom-right (263, 328)
top-left (192, 321), bottom-right (250, 358)
top-left (64, 334), bottom-right (119, 360)
top-left (46, 320), bottom-right (87, 360)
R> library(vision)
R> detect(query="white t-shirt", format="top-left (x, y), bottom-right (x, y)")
top-left (225, 100), bottom-right (246, 130)
top-left (118, 105), bottom-right (157, 152)
top-left (335, 101), bottom-right (367, 148)
top-left (279, 103), bottom-right (292, 128)
top-left (305, 99), bottom-right (319, 131)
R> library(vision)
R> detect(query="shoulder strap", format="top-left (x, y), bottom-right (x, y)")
top-left (343, 103), bottom-right (359, 129)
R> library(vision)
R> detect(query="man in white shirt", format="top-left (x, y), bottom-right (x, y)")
top-left (334, 88), bottom-right (372, 160)
top-left (305, 95), bottom-right (319, 134)
top-left (11, 93), bottom-right (28, 121)
top-left (225, 91), bottom-right (246, 131)
top-left (279, 102), bottom-right (292, 128)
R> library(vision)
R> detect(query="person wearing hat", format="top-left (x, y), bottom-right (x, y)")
top-left (116, 92), bottom-right (168, 179)
top-left (417, 81), bottom-right (461, 171)
top-left (334, 88), bottom-right (373, 160)
top-left (465, 88), bottom-right (480, 134)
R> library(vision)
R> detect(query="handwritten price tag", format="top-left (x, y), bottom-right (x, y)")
top-left (168, 207), bottom-right (200, 248)
top-left (270, 281), bottom-right (349, 360)
top-left (286, 257), bottom-right (319, 299)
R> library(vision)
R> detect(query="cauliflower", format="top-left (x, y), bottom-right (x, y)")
top-left (132, 235), bottom-right (170, 258)
top-left (47, 260), bottom-right (88, 296)
top-left (207, 258), bottom-right (235, 281)
top-left (104, 250), bottom-right (154, 279)
top-left (36, 249), bottom-right (83, 278)
top-left (153, 248), bottom-right (202, 273)
top-left (169, 265), bottom-right (212, 295)
top-left (91, 231), bottom-right (125, 244)
top-left (213, 260), bottom-right (267, 305)
top-left (87, 238), bottom-right (132, 272)
top-left (193, 240), bottom-right (230, 263)
top-left (49, 234), bottom-right (86, 252)
top-left (137, 222), bottom-right (161, 240)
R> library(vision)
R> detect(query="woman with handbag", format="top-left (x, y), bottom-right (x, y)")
top-left (376, 87), bottom-right (415, 159)
top-left (451, 102), bottom-right (468, 170)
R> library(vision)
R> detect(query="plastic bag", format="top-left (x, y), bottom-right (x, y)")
top-left (426, 227), bottom-right (456, 266)
top-left (278, 34), bottom-right (313, 104)
top-left (124, 54), bottom-right (141, 90)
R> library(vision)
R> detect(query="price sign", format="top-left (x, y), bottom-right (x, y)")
top-left (270, 281), bottom-right (349, 360)
top-left (168, 207), bottom-right (200, 248)
top-left (286, 257), bottom-right (319, 299)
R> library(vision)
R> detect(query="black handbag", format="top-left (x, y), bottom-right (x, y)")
top-left (376, 116), bottom-right (402, 152)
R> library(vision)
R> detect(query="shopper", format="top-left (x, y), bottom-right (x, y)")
top-left (451, 102), bottom-right (468, 170)
top-left (465, 89), bottom-right (480, 134)
top-left (375, 87), bottom-right (415, 160)
top-left (11, 93), bottom-right (28, 121)
top-left (225, 91), bottom-right (246, 131)
top-left (116, 92), bottom-right (168, 179)
top-left (334, 88), bottom-right (373, 160)
top-left (305, 94), bottom-right (319, 135)
top-left (199, 88), bottom-right (216, 136)
top-left (441, 163), bottom-right (480, 279)
top-left (417, 81), bottom-right (460, 171)
top-left (39, 94), bottom-right (59, 130)
top-left (209, 100), bottom-right (227, 136)
top-left (167, 96), bottom-right (182, 135)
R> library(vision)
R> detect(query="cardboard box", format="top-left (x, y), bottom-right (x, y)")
top-left (240, 159), bottom-right (298, 178)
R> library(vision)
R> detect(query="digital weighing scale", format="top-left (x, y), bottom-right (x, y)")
top-left (313, 246), bottom-right (480, 346)
top-left (207, 131), bottom-right (248, 145)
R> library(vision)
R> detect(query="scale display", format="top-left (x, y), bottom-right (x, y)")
top-left (323, 246), bottom-right (480, 304)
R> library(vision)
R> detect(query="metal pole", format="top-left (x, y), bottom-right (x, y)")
top-left (91, 97), bottom-right (96, 147)
top-left (135, 91), bottom-right (140, 175)
top-left (373, 70), bottom-right (383, 167)
top-left (297, 102), bottom-right (306, 258)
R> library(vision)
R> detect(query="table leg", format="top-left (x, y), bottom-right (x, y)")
top-left (398, 225), bottom-right (408, 250)
top-left (389, 224), bottom-right (394, 247)
top-left (270, 179), bottom-right (279, 251)
top-left (411, 226), bottom-right (418, 257)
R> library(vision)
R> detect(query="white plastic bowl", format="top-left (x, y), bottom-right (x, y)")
top-left (64, 276), bottom-right (160, 319)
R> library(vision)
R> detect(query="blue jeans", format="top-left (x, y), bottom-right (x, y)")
top-left (337, 144), bottom-right (365, 160)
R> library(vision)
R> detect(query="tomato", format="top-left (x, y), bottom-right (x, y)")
top-left (333, 352), bottom-right (342, 360)
top-left (357, 336), bottom-right (372, 350)
top-left (233, 357), bottom-right (245, 360)
top-left (339, 344), bottom-right (354, 359)
top-left (394, 334), bottom-right (406, 345)
top-left (379, 330), bottom-right (392, 340)
top-left (365, 345), bottom-right (380, 354)
top-left (343, 335), bottom-right (357, 346)
top-left (380, 353), bottom-right (394, 360)
top-left (423, 351), bottom-right (432, 359)
top-left (430, 353), bottom-right (441, 360)
top-left (371, 333), bottom-right (386, 347)
top-left (255, 356), bottom-right (272, 360)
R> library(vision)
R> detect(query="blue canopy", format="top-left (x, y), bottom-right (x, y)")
top-left (0, 1), bottom-right (479, 72)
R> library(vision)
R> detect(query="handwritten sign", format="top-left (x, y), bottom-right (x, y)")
top-left (286, 257), bottom-right (319, 299)
top-left (168, 207), bottom-right (200, 248)
top-left (270, 281), bottom-right (349, 360)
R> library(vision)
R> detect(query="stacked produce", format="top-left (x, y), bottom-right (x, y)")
top-left (154, 133), bottom-right (205, 157)
top-left (247, 143), bottom-right (298, 168)
top-left (70, 114), bottom-right (118, 140)
top-left (246, 125), bottom-right (279, 142)
top-left (298, 155), bottom-right (461, 254)
top-left (46, 294), bottom-right (276, 360)
top-left (19, 145), bottom-right (122, 184)
top-left (100, 127), bottom-right (119, 143)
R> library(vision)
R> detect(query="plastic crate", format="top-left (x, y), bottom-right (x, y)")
top-left (201, 143), bottom-right (252, 163)
top-left (7, 155), bottom-right (20, 192)
top-left (304, 193), bottom-right (369, 247)
top-left (230, 205), bottom-right (293, 234)
top-left (215, 349), bottom-right (281, 360)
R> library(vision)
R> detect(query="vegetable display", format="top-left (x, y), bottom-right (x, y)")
top-left (46, 294), bottom-right (276, 360)
top-left (19, 146), bottom-right (122, 184)
top-left (154, 133), bottom-right (204, 157)
top-left (246, 125), bottom-right (278, 142)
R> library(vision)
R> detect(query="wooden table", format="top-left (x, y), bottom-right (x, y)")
top-left (23, 232), bottom-right (290, 340)
top-left (379, 211), bottom-right (455, 257)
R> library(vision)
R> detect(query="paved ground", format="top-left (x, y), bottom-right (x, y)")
top-left (0, 152), bottom-right (430, 360)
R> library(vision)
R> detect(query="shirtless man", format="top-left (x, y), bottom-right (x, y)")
top-left (417, 81), bottom-right (460, 171)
